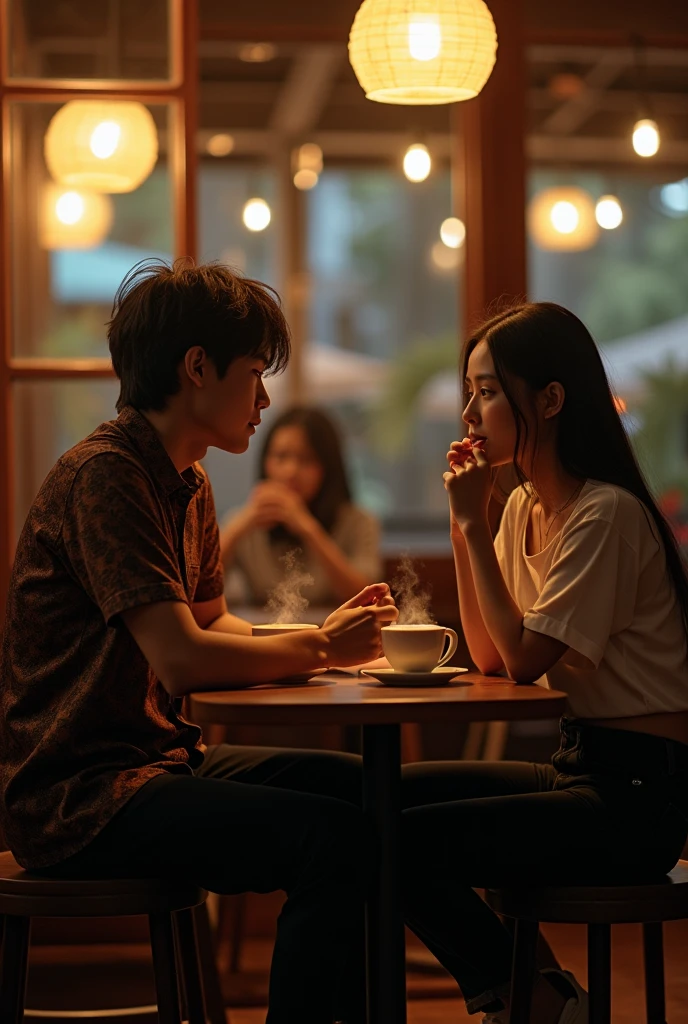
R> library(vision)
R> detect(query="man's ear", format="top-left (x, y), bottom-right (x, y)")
top-left (183, 346), bottom-right (206, 388)
top-left (541, 381), bottom-right (565, 420)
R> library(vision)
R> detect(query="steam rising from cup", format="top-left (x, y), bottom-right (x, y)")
top-left (391, 553), bottom-right (435, 625)
top-left (264, 549), bottom-right (315, 623)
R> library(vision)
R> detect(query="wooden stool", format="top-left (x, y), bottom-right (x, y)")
top-left (486, 859), bottom-right (688, 1024)
top-left (0, 848), bottom-right (226, 1024)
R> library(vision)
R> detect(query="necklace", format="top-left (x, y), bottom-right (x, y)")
top-left (536, 480), bottom-right (585, 550)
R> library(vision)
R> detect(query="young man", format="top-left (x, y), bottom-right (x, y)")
top-left (0, 260), bottom-right (397, 1024)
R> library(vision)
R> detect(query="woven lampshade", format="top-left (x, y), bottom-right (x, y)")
top-left (44, 101), bottom-right (158, 193)
top-left (348, 0), bottom-right (497, 105)
top-left (528, 187), bottom-right (599, 252)
top-left (40, 185), bottom-right (114, 249)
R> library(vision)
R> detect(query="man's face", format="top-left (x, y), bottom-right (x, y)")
top-left (191, 354), bottom-right (270, 454)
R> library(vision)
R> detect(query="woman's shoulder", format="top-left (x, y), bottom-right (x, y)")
top-left (570, 481), bottom-right (659, 550)
top-left (334, 503), bottom-right (379, 533)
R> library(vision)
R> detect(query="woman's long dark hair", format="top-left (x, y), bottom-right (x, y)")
top-left (462, 301), bottom-right (688, 638)
top-left (258, 406), bottom-right (352, 543)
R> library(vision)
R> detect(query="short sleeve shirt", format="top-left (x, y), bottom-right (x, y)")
top-left (0, 407), bottom-right (225, 869)
top-left (494, 480), bottom-right (688, 719)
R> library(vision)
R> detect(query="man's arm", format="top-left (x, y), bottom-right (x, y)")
top-left (122, 584), bottom-right (397, 697)
top-left (192, 594), bottom-right (252, 635)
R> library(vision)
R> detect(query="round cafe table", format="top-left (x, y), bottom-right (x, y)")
top-left (190, 672), bottom-right (567, 1024)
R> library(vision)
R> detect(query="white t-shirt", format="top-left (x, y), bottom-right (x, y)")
top-left (494, 479), bottom-right (688, 719)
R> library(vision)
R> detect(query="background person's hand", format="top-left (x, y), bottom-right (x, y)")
top-left (322, 583), bottom-right (398, 665)
top-left (247, 481), bottom-right (316, 536)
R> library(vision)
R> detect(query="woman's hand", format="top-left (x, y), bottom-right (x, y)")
top-left (248, 481), bottom-right (316, 537)
top-left (443, 441), bottom-right (492, 532)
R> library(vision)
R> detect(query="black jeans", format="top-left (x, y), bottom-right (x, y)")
top-left (399, 718), bottom-right (688, 1013)
top-left (42, 744), bottom-right (367, 1024)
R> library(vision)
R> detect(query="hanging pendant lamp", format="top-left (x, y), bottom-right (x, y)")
top-left (348, 0), bottom-right (497, 105)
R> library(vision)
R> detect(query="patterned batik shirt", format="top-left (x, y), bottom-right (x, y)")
top-left (0, 407), bottom-right (225, 868)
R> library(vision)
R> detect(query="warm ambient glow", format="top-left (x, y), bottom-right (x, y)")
top-left (595, 195), bottom-right (623, 230)
top-left (348, 0), bottom-right (497, 105)
top-left (632, 118), bottom-right (660, 158)
top-left (440, 216), bottom-right (466, 248)
top-left (293, 143), bottom-right (323, 189)
top-left (41, 185), bottom-right (114, 249)
top-left (403, 143), bottom-right (431, 182)
top-left (206, 133), bottom-right (235, 157)
top-left (528, 187), bottom-right (599, 251)
top-left (242, 198), bottom-right (271, 231)
top-left (45, 101), bottom-right (158, 193)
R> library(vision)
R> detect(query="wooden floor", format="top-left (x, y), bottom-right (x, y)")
top-left (223, 920), bottom-right (688, 1022)
top-left (22, 910), bottom-right (688, 1022)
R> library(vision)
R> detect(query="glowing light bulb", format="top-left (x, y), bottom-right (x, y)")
top-left (90, 121), bottom-right (121, 159)
top-left (206, 133), bottom-right (234, 157)
top-left (403, 143), bottom-right (431, 182)
top-left (242, 198), bottom-right (271, 232)
top-left (550, 201), bottom-right (579, 234)
top-left (55, 191), bottom-right (85, 225)
top-left (595, 195), bottom-right (623, 230)
top-left (440, 217), bottom-right (466, 249)
top-left (632, 119), bottom-right (660, 158)
top-left (293, 169), bottom-right (319, 190)
top-left (408, 16), bottom-right (442, 61)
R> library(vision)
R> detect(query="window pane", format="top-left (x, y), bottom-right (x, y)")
top-left (7, 0), bottom-right (172, 81)
top-left (9, 101), bottom-right (174, 359)
top-left (13, 379), bottom-right (119, 542)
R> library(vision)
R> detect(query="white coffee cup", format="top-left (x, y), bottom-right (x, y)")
top-left (252, 623), bottom-right (318, 637)
top-left (381, 624), bottom-right (458, 673)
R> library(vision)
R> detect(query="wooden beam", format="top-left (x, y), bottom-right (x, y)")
top-left (455, 0), bottom-right (527, 335)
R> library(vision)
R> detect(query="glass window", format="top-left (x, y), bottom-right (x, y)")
top-left (7, 0), bottom-right (173, 81)
top-left (9, 101), bottom-right (174, 359)
top-left (13, 379), bottom-right (119, 540)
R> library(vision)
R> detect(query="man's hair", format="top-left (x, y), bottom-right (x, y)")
top-left (108, 258), bottom-right (291, 412)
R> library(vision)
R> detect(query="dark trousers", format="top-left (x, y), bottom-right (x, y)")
top-left (399, 718), bottom-right (688, 1013)
top-left (43, 744), bottom-right (367, 1024)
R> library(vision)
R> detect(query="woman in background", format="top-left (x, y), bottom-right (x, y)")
top-left (220, 406), bottom-right (382, 606)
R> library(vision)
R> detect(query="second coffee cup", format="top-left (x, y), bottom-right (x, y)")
top-left (381, 624), bottom-right (458, 673)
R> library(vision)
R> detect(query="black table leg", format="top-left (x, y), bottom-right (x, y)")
top-left (362, 723), bottom-right (407, 1024)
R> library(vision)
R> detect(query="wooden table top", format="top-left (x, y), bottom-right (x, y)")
top-left (190, 673), bottom-right (567, 727)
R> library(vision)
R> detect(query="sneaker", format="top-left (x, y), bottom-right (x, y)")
top-left (541, 968), bottom-right (589, 1024)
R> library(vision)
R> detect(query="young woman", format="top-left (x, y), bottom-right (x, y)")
top-left (220, 406), bottom-right (382, 606)
top-left (400, 302), bottom-right (688, 1023)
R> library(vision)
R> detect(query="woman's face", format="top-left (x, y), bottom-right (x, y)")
top-left (462, 340), bottom-right (522, 468)
top-left (263, 425), bottom-right (325, 503)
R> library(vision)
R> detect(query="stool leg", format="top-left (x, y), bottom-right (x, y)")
top-left (643, 922), bottom-right (666, 1024)
top-left (588, 923), bottom-right (612, 1024)
top-left (0, 915), bottom-right (31, 1024)
top-left (149, 912), bottom-right (182, 1024)
top-left (194, 903), bottom-right (228, 1024)
top-left (509, 919), bottom-right (539, 1024)
top-left (174, 909), bottom-right (207, 1024)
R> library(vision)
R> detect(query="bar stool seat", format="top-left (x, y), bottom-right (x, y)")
top-left (0, 848), bottom-right (223, 1024)
top-left (486, 859), bottom-right (688, 1024)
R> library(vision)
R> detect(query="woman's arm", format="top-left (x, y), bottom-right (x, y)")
top-left (451, 525), bottom-right (504, 675)
top-left (445, 447), bottom-right (566, 682)
top-left (219, 508), bottom-right (253, 569)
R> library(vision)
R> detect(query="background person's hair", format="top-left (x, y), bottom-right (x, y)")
top-left (258, 406), bottom-right (352, 540)
top-left (108, 258), bottom-right (291, 412)
top-left (461, 300), bottom-right (688, 638)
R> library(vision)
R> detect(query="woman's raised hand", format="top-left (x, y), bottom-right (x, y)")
top-left (443, 441), bottom-right (492, 532)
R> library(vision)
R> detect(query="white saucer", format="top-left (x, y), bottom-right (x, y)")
top-left (359, 666), bottom-right (469, 687)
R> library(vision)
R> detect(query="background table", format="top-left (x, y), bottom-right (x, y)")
top-left (191, 673), bottom-right (567, 1024)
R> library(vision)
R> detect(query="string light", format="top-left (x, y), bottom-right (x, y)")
top-left (632, 118), bottom-right (660, 158)
top-left (595, 195), bottom-right (623, 230)
top-left (440, 217), bottom-right (466, 248)
top-left (242, 198), bottom-right (271, 232)
top-left (403, 143), bottom-right (431, 182)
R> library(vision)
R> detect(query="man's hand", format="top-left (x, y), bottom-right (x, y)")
top-left (322, 583), bottom-right (398, 665)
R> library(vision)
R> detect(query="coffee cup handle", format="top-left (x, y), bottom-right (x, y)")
top-left (437, 628), bottom-right (458, 668)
